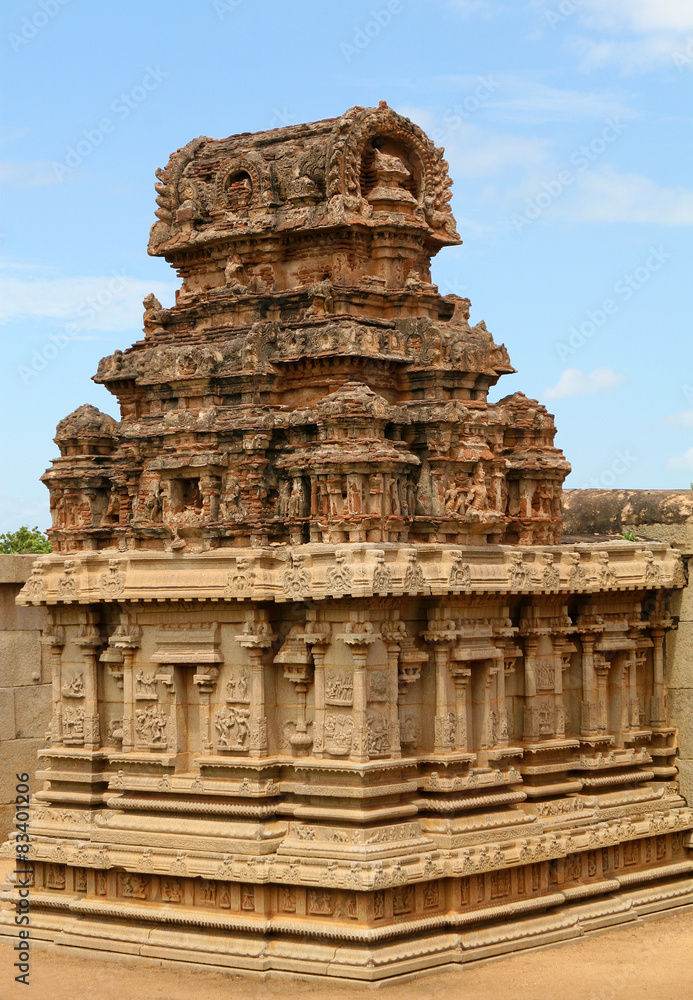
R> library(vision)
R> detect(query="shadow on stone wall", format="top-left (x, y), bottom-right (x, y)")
top-left (0, 555), bottom-right (49, 840)
top-left (565, 489), bottom-right (693, 802)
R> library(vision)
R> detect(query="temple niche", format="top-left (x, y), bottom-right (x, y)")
top-left (2, 103), bottom-right (692, 981)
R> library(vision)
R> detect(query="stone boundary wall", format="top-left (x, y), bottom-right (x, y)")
top-left (564, 488), bottom-right (693, 802)
top-left (0, 554), bottom-right (48, 840)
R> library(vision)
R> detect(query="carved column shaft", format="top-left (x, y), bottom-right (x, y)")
top-left (121, 649), bottom-right (136, 752)
top-left (595, 655), bottom-right (610, 734)
top-left (350, 647), bottom-right (369, 763)
top-left (79, 642), bottom-right (101, 750)
top-left (311, 645), bottom-right (326, 757)
top-left (650, 630), bottom-right (667, 727)
top-left (433, 645), bottom-right (452, 752)
top-left (193, 667), bottom-right (219, 753)
top-left (248, 648), bottom-right (268, 754)
top-left (451, 666), bottom-right (471, 752)
top-left (383, 640), bottom-right (402, 757)
top-left (580, 634), bottom-right (598, 736)
top-left (42, 626), bottom-right (65, 745)
top-left (522, 638), bottom-right (539, 741)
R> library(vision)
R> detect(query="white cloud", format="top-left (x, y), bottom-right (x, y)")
top-left (0, 160), bottom-right (64, 187)
top-left (397, 107), bottom-right (552, 179)
top-left (579, 0), bottom-right (693, 34)
top-left (482, 80), bottom-right (636, 125)
top-left (558, 167), bottom-right (693, 224)
top-left (568, 34), bottom-right (683, 74)
top-left (544, 366), bottom-right (626, 400)
top-left (562, 0), bottom-right (693, 73)
top-left (0, 265), bottom-right (176, 332)
top-left (663, 408), bottom-right (693, 428)
top-left (397, 105), bottom-right (436, 133)
top-left (666, 447), bottom-right (693, 472)
top-left (406, 76), bottom-right (636, 126)
top-left (449, 128), bottom-right (551, 177)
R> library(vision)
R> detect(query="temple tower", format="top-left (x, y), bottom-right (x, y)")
top-left (2, 104), bottom-right (692, 980)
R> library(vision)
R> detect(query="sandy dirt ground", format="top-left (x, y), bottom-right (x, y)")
top-left (2, 858), bottom-right (692, 1000)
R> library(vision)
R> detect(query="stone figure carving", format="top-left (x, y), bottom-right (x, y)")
top-left (24, 561), bottom-right (47, 600)
top-left (226, 557), bottom-right (255, 596)
top-left (444, 477), bottom-right (466, 515)
top-left (568, 551), bottom-right (587, 588)
top-left (226, 670), bottom-right (250, 703)
top-left (543, 553), bottom-right (560, 589)
top-left (61, 674), bottom-right (85, 698)
top-left (643, 550), bottom-right (663, 586)
top-left (325, 671), bottom-right (353, 706)
top-left (324, 714), bottom-right (354, 755)
top-left (465, 463), bottom-right (489, 516)
top-left (57, 560), bottom-right (79, 599)
top-left (135, 670), bottom-right (158, 698)
top-left (403, 550), bottom-right (425, 592)
top-left (135, 705), bottom-right (168, 747)
top-left (214, 706), bottom-right (250, 748)
top-left (595, 551), bottom-right (616, 586)
top-left (282, 552), bottom-right (310, 597)
top-left (372, 550), bottom-right (392, 591)
top-left (120, 873), bottom-right (148, 899)
top-left (62, 706), bottom-right (85, 742)
top-left (46, 864), bottom-right (66, 890)
top-left (220, 475), bottom-right (243, 521)
top-left (508, 552), bottom-right (529, 590)
top-left (288, 478), bottom-right (307, 518)
top-left (366, 713), bottom-right (390, 754)
top-left (99, 559), bottom-right (125, 598)
top-left (449, 552), bottom-right (471, 588)
top-left (326, 551), bottom-right (352, 594)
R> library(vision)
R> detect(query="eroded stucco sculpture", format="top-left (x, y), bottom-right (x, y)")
top-left (2, 103), bottom-right (692, 979)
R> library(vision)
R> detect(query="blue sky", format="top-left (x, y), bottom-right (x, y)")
top-left (1, 0), bottom-right (692, 532)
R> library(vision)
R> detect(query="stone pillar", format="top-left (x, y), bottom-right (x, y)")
top-left (594, 654), bottom-right (610, 735)
top-left (580, 633), bottom-right (599, 737)
top-left (236, 610), bottom-right (275, 756)
top-left (41, 623), bottom-right (65, 746)
top-left (634, 650), bottom-right (648, 727)
top-left (522, 638), bottom-right (538, 741)
top-left (380, 621), bottom-right (404, 757)
top-left (193, 666), bottom-right (219, 753)
top-left (275, 625), bottom-right (314, 752)
top-left (338, 621), bottom-right (377, 763)
top-left (310, 643), bottom-right (326, 757)
top-left (110, 623), bottom-right (142, 753)
top-left (650, 628), bottom-right (667, 727)
top-left (554, 640), bottom-right (575, 740)
top-left (450, 664), bottom-right (471, 751)
top-left (75, 622), bottom-right (102, 750)
top-left (433, 644), bottom-right (453, 751)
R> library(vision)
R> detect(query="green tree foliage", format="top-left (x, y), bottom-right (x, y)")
top-left (0, 525), bottom-right (52, 554)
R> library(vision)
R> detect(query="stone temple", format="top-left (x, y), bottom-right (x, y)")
top-left (2, 103), bottom-right (692, 980)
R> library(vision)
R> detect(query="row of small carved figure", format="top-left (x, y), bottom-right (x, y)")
top-left (101, 314), bottom-right (508, 381)
top-left (22, 546), bottom-right (668, 606)
top-left (25, 824), bottom-right (690, 904)
top-left (49, 465), bottom-right (520, 533)
top-left (248, 548), bottom-right (665, 599)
